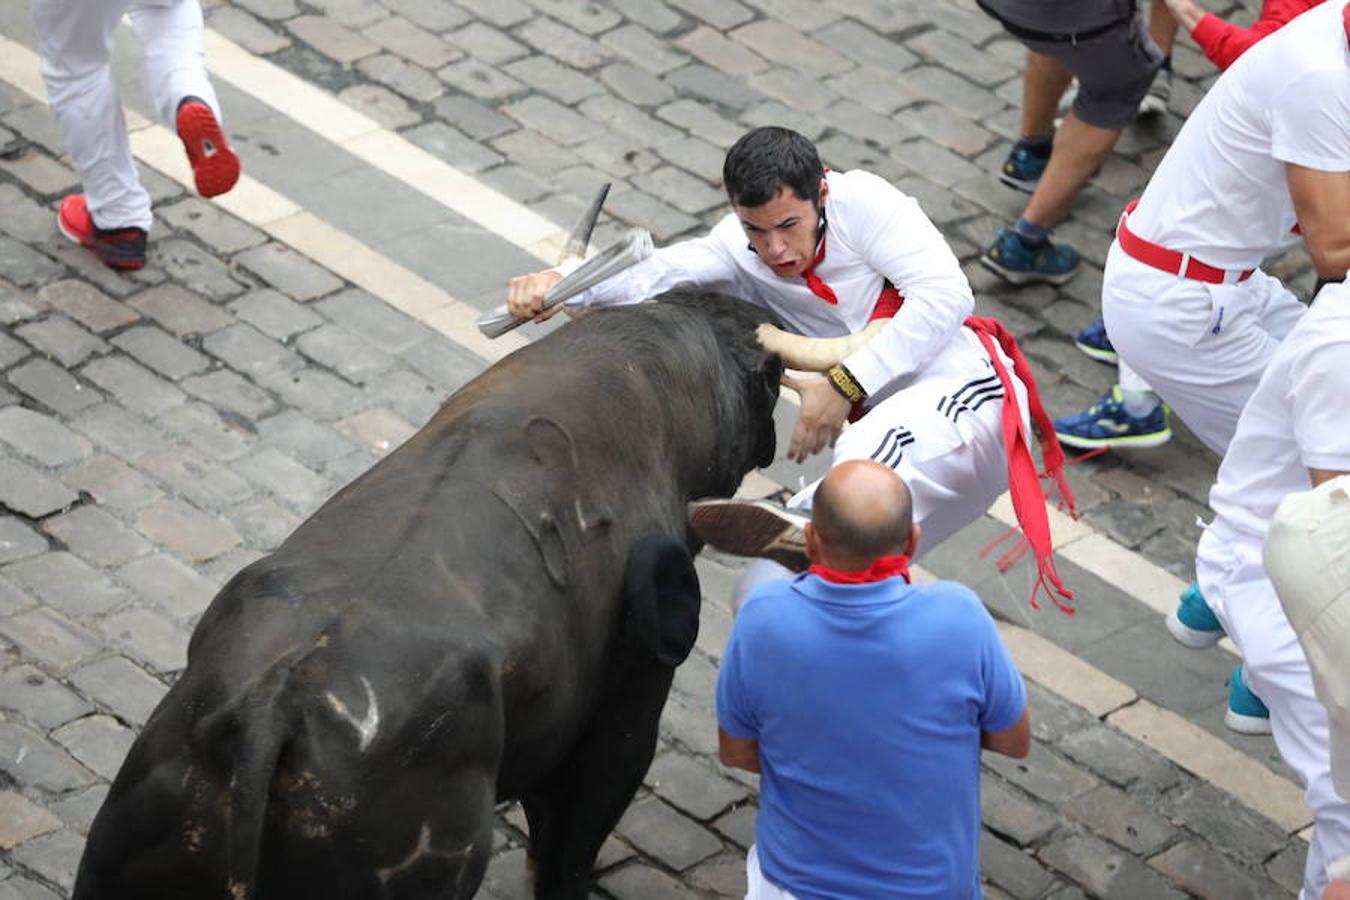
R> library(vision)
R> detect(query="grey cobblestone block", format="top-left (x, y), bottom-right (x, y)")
top-left (0, 518), bottom-right (48, 566)
top-left (654, 136), bottom-right (725, 185)
top-left (333, 408), bottom-right (415, 455)
top-left (524, 0), bottom-right (622, 34)
top-left (127, 283), bottom-right (232, 336)
top-left (0, 185), bottom-right (53, 245)
top-left (0, 722), bottom-right (95, 794)
top-left (70, 657), bottom-right (166, 728)
top-left (601, 862), bottom-right (703, 900)
top-left (658, 695), bottom-right (720, 757)
top-left (60, 455), bottom-right (163, 513)
top-left (0, 279), bottom-right (40, 324)
top-left (606, 188), bottom-right (701, 243)
top-left (516, 17), bottom-right (607, 70)
top-left (982, 742), bottom-right (1099, 805)
top-left (506, 57), bottom-right (605, 106)
top-left (822, 0), bottom-right (914, 31)
top-left (110, 326), bottom-right (209, 381)
top-left (364, 369), bottom-right (443, 427)
top-left (819, 100), bottom-right (914, 150)
top-left (206, 5), bottom-right (292, 54)
top-left (182, 369), bottom-right (278, 420)
top-left (49, 784), bottom-right (108, 836)
top-left (1163, 784), bottom-right (1290, 868)
top-left (0, 876), bottom-right (64, 900)
top-left (0, 146), bottom-right (79, 197)
top-left (0, 790), bottom-right (62, 850)
top-left (403, 122), bottom-right (503, 172)
top-left (1064, 784), bottom-right (1177, 856)
top-left (711, 803), bottom-right (755, 850)
top-left (316, 288), bottom-right (433, 353)
top-left (97, 607), bottom-right (189, 674)
top-left (35, 280), bottom-right (138, 335)
top-left (0, 406), bottom-right (92, 466)
top-left (234, 448), bottom-right (331, 508)
top-left (153, 239), bottom-right (248, 302)
top-left (5, 551), bottom-right (130, 619)
top-left (228, 288), bottom-right (323, 340)
top-left (578, 134), bottom-right (663, 179)
top-left (233, 0), bottom-right (297, 20)
top-left (490, 132), bottom-right (582, 181)
top-left (235, 243), bottom-right (343, 302)
top-left (669, 0), bottom-right (753, 29)
top-left (0, 458), bottom-right (77, 518)
top-left (9, 828), bottom-right (83, 892)
top-left (396, 337), bottom-right (484, 395)
top-left (358, 53), bottom-right (446, 103)
top-left (257, 410), bottom-right (358, 466)
top-left (671, 651), bottom-right (716, 704)
top-left (366, 15), bottom-right (461, 69)
top-left (816, 135), bottom-right (909, 184)
top-left (1058, 724), bottom-right (1183, 792)
top-left (738, 22), bottom-right (851, 80)
top-left (656, 100), bottom-right (742, 148)
top-left (580, 95), bottom-right (683, 147)
top-left (814, 19), bottom-right (919, 72)
top-left (1039, 832), bottom-right (1187, 900)
top-left (436, 58), bottom-right (526, 101)
top-left (664, 64), bottom-right (767, 112)
top-left (0, 572), bottom-right (34, 616)
top-left (158, 198), bottom-right (267, 255)
top-left (454, 0), bottom-right (531, 27)
top-left (1150, 840), bottom-right (1286, 900)
top-left (431, 95), bottom-right (516, 140)
top-left (286, 14), bottom-right (380, 63)
top-left (15, 316), bottom-right (107, 369)
top-left (904, 104), bottom-right (996, 158)
top-left (981, 772), bottom-right (1058, 847)
top-left (1026, 681), bottom-right (1097, 744)
top-left (322, 450), bottom-right (376, 486)
top-left (117, 552), bottom-right (216, 623)
top-left (981, 830), bottom-right (1057, 899)
top-left (137, 499), bottom-right (242, 563)
top-left (631, 167), bottom-right (724, 216)
top-left (138, 446), bottom-right (255, 510)
top-left (909, 29), bottom-right (1016, 86)
top-left (69, 407), bottom-right (174, 464)
top-left (1081, 498), bottom-right (1165, 549)
top-left (79, 356), bottom-right (186, 418)
top-left (481, 846), bottom-right (530, 900)
top-left (502, 96), bottom-right (605, 147)
top-left (155, 404), bottom-right (252, 463)
top-left (739, 101), bottom-right (827, 143)
top-left (0, 236), bottom-right (63, 289)
top-left (202, 322), bottom-right (305, 379)
top-left (227, 496), bottom-right (303, 552)
top-left (336, 85), bottom-right (418, 131)
top-left (0, 665), bottom-right (93, 731)
top-left (900, 66), bottom-right (1008, 120)
top-left (258, 366), bottom-right (366, 422)
top-left (676, 28), bottom-right (768, 79)
top-left (602, 24), bottom-right (690, 75)
top-left (892, 140), bottom-right (979, 193)
top-left (52, 714), bottom-right (135, 782)
top-left (42, 507), bottom-right (151, 569)
top-left (684, 852), bottom-right (745, 899)
top-left (0, 608), bottom-right (100, 671)
top-left (616, 796), bottom-right (723, 871)
top-left (445, 22), bottom-right (528, 66)
top-left (1263, 842), bottom-right (1308, 896)
top-left (645, 753), bottom-right (749, 821)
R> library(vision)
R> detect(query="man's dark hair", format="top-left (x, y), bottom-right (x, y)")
top-left (723, 127), bottom-right (825, 208)
top-left (811, 469), bottom-right (913, 561)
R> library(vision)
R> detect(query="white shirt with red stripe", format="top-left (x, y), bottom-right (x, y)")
top-left (565, 169), bottom-right (976, 400)
top-left (1126, 0), bottom-right (1350, 272)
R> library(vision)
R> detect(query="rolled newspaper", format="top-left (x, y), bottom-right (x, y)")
top-left (477, 228), bottom-right (655, 339)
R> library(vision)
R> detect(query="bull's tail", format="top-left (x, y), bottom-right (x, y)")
top-left (194, 662), bottom-right (295, 900)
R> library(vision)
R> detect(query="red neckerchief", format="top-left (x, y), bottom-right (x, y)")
top-left (809, 555), bottom-right (911, 584)
top-left (862, 290), bottom-right (1077, 612)
top-left (801, 233), bottom-right (838, 305)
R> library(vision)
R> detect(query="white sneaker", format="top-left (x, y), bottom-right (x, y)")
top-left (1138, 68), bottom-right (1172, 118)
top-left (688, 499), bottom-right (809, 572)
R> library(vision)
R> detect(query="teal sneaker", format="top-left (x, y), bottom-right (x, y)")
top-left (1166, 580), bottom-right (1225, 648)
top-left (981, 229), bottom-right (1080, 286)
top-left (1053, 386), bottom-right (1172, 450)
top-left (1225, 665), bottom-right (1272, 735)
top-left (999, 138), bottom-right (1051, 193)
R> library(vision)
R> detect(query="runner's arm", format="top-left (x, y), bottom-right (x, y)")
top-left (1287, 165), bottom-right (1350, 280)
top-left (981, 708), bottom-right (1031, 758)
top-left (718, 728), bottom-right (762, 773)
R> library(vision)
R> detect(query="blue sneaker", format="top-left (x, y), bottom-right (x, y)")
top-left (1074, 317), bottom-right (1118, 364)
top-left (1166, 580), bottom-right (1224, 648)
top-left (1053, 386), bottom-right (1171, 450)
top-left (981, 229), bottom-right (1080, 286)
top-left (1225, 665), bottom-right (1272, 735)
top-left (999, 139), bottom-right (1051, 192)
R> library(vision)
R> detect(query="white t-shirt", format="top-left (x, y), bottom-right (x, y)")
top-left (567, 169), bottom-right (976, 397)
top-left (1128, 0), bottom-right (1350, 270)
top-left (1209, 281), bottom-right (1350, 543)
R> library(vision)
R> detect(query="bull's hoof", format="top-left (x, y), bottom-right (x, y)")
top-left (687, 499), bottom-right (809, 572)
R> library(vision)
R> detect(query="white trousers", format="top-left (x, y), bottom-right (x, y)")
top-left (735, 338), bottom-right (1030, 607)
top-left (1197, 526), bottom-right (1350, 900)
top-left (746, 846), bottom-right (797, 900)
top-left (1101, 240), bottom-right (1306, 456)
top-left (29, 0), bottom-right (221, 231)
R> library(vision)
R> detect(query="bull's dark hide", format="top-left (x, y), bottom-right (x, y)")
top-left (72, 290), bottom-right (782, 900)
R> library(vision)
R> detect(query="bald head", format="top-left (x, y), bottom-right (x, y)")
top-left (808, 461), bottom-right (916, 567)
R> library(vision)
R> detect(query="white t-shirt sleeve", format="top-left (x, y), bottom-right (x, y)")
top-left (1270, 68), bottom-right (1350, 173)
top-left (567, 233), bottom-right (743, 310)
top-left (835, 172), bottom-right (974, 394)
top-left (1289, 309), bottom-right (1350, 473)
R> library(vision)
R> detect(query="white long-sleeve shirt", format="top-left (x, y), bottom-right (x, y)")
top-left (566, 169), bottom-right (976, 399)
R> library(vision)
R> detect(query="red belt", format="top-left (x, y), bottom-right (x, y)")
top-left (1116, 200), bottom-right (1254, 285)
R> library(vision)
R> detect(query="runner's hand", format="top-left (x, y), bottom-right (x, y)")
top-left (782, 371), bottom-right (852, 463)
top-left (507, 270), bottom-right (564, 322)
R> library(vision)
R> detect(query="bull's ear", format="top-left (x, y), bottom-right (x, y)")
top-left (622, 533), bottom-right (700, 667)
top-left (753, 354), bottom-right (783, 468)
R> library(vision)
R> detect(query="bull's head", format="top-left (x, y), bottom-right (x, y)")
top-left (754, 320), bottom-right (887, 372)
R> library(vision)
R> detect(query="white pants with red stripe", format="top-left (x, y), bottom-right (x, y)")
top-left (745, 846), bottom-right (797, 900)
top-left (1198, 524), bottom-right (1350, 900)
top-left (1101, 239), bottom-right (1306, 456)
top-left (735, 331), bottom-right (1031, 607)
top-left (29, 0), bottom-right (222, 231)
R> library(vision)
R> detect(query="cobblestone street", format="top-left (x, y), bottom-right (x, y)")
top-left (0, 0), bottom-right (1322, 897)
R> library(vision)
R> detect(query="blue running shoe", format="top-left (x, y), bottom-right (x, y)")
top-left (1053, 386), bottom-right (1171, 450)
top-left (981, 229), bottom-right (1080, 286)
top-left (999, 139), bottom-right (1051, 193)
top-left (1166, 580), bottom-right (1224, 648)
top-left (1075, 317), bottom-right (1118, 365)
top-left (1225, 665), bottom-right (1272, 735)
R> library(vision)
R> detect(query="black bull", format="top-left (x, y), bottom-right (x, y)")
top-left (72, 290), bottom-right (783, 900)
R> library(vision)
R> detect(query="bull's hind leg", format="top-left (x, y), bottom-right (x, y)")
top-left (521, 660), bottom-right (675, 900)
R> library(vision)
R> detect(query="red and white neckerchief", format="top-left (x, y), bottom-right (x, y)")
top-left (801, 232), bottom-right (838, 305)
top-left (808, 554), bottom-right (911, 584)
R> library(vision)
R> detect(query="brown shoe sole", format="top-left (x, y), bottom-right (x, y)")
top-left (688, 501), bottom-right (809, 572)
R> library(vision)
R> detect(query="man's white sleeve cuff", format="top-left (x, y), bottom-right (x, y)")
top-left (842, 346), bottom-right (899, 399)
top-left (1330, 853), bottom-right (1350, 882)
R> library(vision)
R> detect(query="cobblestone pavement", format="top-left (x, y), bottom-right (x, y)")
top-left (0, 0), bottom-right (1322, 897)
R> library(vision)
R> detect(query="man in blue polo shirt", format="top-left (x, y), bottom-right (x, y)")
top-left (716, 460), bottom-right (1030, 899)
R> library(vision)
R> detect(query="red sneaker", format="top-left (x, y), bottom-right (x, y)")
top-left (176, 97), bottom-right (240, 198)
top-left (56, 195), bottom-right (147, 270)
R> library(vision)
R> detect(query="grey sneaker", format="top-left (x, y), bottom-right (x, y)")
top-left (688, 498), bottom-right (809, 572)
top-left (1138, 67), bottom-right (1172, 117)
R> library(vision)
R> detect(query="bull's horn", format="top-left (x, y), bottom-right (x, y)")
top-left (557, 183), bottom-right (611, 264)
top-left (756, 320), bottom-right (888, 371)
